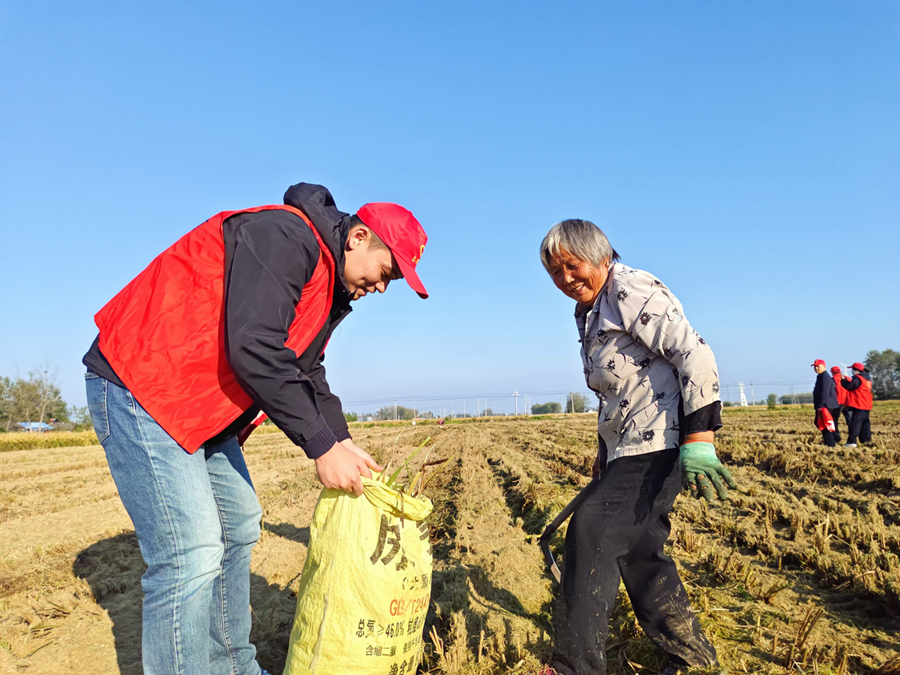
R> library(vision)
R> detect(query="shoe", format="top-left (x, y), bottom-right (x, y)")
top-left (844, 443), bottom-right (857, 447)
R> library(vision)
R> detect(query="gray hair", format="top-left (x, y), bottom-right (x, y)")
top-left (540, 219), bottom-right (620, 272)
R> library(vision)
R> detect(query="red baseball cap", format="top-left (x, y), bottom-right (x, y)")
top-left (811, 359), bottom-right (826, 367)
top-left (830, 366), bottom-right (842, 374)
top-left (357, 202), bottom-right (428, 299)
top-left (851, 362), bottom-right (865, 371)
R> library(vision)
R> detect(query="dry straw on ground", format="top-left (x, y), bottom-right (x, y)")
top-left (1, 403), bottom-right (898, 673)
top-left (0, 430), bottom-right (99, 452)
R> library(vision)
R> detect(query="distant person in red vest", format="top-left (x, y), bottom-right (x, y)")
top-left (840, 362), bottom-right (873, 447)
top-left (831, 365), bottom-right (851, 441)
top-left (811, 359), bottom-right (839, 447)
top-left (82, 183), bottom-right (428, 675)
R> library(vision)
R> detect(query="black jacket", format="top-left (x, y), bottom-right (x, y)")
top-left (813, 371), bottom-right (839, 410)
top-left (84, 183), bottom-right (354, 458)
top-left (840, 370), bottom-right (871, 392)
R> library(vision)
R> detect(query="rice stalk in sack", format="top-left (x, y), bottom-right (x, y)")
top-left (285, 442), bottom-right (439, 675)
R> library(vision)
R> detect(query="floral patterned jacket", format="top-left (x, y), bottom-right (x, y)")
top-left (577, 263), bottom-right (721, 464)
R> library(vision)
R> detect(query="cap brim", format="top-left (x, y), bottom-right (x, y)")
top-left (394, 256), bottom-right (429, 299)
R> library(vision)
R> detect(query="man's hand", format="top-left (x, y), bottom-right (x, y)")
top-left (315, 442), bottom-right (380, 496)
top-left (340, 439), bottom-right (384, 474)
top-left (679, 441), bottom-right (737, 501)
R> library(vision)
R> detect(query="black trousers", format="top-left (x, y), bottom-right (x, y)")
top-left (821, 429), bottom-right (836, 447)
top-left (550, 449), bottom-right (718, 675)
top-left (847, 408), bottom-right (872, 444)
top-left (829, 407), bottom-right (843, 444)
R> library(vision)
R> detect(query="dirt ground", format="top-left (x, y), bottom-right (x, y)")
top-left (1, 404), bottom-right (898, 674)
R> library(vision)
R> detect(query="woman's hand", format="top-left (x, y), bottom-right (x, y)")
top-left (679, 441), bottom-right (737, 500)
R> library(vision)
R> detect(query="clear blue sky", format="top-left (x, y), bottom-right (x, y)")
top-left (1, 1), bottom-right (897, 416)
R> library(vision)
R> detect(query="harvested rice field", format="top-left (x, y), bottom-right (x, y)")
top-left (1, 403), bottom-right (898, 674)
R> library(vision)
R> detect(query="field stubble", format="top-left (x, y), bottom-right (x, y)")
top-left (0, 405), bottom-right (898, 674)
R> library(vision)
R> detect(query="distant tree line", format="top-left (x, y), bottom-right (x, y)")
top-left (0, 365), bottom-right (91, 432)
top-left (349, 392), bottom-right (595, 420)
top-left (372, 405), bottom-right (414, 421)
top-left (779, 392), bottom-right (814, 405)
top-left (566, 392), bottom-right (590, 413)
top-left (866, 349), bottom-right (900, 400)
top-left (531, 393), bottom-right (592, 414)
top-left (723, 400), bottom-right (768, 407)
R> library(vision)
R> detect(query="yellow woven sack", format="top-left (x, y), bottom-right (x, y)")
top-left (284, 475), bottom-right (434, 675)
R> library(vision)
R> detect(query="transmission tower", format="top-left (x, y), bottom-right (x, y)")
top-left (738, 382), bottom-right (748, 407)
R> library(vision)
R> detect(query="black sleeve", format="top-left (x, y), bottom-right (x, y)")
top-left (224, 211), bottom-right (337, 459)
top-left (681, 400), bottom-right (723, 438)
top-left (823, 375), bottom-right (837, 407)
top-left (841, 375), bottom-right (862, 392)
top-left (307, 354), bottom-right (351, 442)
top-left (813, 374), bottom-right (824, 408)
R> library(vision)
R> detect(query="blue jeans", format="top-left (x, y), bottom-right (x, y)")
top-left (86, 372), bottom-right (264, 675)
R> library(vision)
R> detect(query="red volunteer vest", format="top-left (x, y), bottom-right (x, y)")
top-left (95, 205), bottom-right (335, 453)
top-left (833, 373), bottom-right (848, 406)
top-left (846, 375), bottom-right (873, 411)
top-left (815, 408), bottom-right (835, 432)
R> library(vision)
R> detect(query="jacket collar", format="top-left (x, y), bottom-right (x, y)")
top-left (283, 182), bottom-right (353, 307)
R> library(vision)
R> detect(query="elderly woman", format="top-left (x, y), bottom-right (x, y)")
top-left (540, 219), bottom-right (735, 675)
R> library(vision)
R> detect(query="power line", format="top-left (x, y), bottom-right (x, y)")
top-left (341, 379), bottom-right (819, 413)
top-left (342, 388), bottom-right (583, 407)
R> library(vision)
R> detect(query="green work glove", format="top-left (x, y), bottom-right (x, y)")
top-left (679, 442), bottom-right (737, 501)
